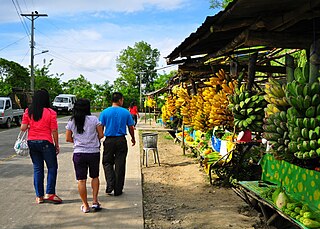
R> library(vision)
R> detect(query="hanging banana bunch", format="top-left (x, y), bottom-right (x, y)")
top-left (229, 84), bottom-right (266, 132)
top-left (264, 78), bottom-right (289, 117)
top-left (286, 63), bottom-right (320, 160)
top-left (201, 69), bottom-right (237, 131)
top-left (161, 95), bottom-right (176, 123)
top-left (192, 89), bottom-right (210, 131)
top-left (262, 77), bottom-right (291, 161)
top-left (181, 94), bottom-right (198, 126)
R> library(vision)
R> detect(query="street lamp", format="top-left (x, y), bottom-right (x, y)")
top-left (34, 50), bottom-right (49, 56)
top-left (31, 50), bottom-right (49, 92)
top-left (137, 72), bottom-right (145, 109)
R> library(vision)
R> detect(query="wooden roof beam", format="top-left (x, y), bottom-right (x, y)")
top-left (244, 30), bottom-right (313, 49)
top-left (203, 31), bottom-right (247, 62)
top-left (204, 29), bottom-right (312, 63)
top-left (265, 1), bottom-right (320, 31)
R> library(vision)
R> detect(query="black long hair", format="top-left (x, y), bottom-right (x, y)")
top-left (129, 100), bottom-right (136, 109)
top-left (28, 89), bottom-right (51, 121)
top-left (71, 98), bottom-right (91, 134)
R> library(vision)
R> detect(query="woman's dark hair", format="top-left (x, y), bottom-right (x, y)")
top-left (28, 89), bottom-right (51, 121)
top-left (129, 101), bottom-right (136, 108)
top-left (71, 98), bottom-right (91, 134)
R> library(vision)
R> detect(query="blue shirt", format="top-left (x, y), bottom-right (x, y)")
top-left (99, 106), bottom-right (134, 137)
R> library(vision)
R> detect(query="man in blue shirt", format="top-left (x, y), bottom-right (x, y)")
top-left (99, 92), bottom-right (135, 196)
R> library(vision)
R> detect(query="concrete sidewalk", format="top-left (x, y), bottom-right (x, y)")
top-left (0, 121), bottom-right (144, 228)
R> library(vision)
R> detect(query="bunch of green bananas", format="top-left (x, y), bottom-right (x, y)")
top-left (229, 84), bottom-right (266, 132)
top-left (286, 63), bottom-right (320, 160)
top-left (263, 111), bottom-right (292, 161)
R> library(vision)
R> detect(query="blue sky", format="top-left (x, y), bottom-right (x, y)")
top-left (0, 0), bottom-right (219, 85)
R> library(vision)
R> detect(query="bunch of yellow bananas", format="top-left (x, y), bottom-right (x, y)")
top-left (192, 89), bottom-right (210, 131)
top-left (264, 78), bottom-right (289, 116)
top-left (161, 69), bottom-right (236, 132)
top-left (209, 91), bottom-right (234, 128)
top-left (202, 72), bottom-right (236, 130)
top-left (180, 94), bottom-right (197, 126)
top-left (173, 85), bottom-right (190, 108)
top-left (161, 95), bottom-right (176, 123)
top-left (203, 69), bottom-right (226, 87)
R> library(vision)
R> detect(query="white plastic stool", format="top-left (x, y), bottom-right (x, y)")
top-left (142, 133), bottom-right (160, 167)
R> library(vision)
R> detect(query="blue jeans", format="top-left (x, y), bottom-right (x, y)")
top-left (28, 140), bottom-right (58, 197)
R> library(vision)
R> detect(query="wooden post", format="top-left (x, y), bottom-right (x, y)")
top-left (149, 106), bottom-right (151, 125)
top-left (310, 39), bottom-right (320, 83)
top-left (182, 123), bottom-right (185, 155)
top-left (285, 54), bottom-right (295, 83)
top-left (247, 52), bottom-right (258, 91)
top-left (266, 61), bottom-right (272, 78)
top-left (144, 105), bottom-right (147, 123)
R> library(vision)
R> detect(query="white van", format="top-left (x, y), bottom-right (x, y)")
top-left (52, 94), bottom-right (76, 114)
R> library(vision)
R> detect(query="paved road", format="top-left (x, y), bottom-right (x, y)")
top-left (0, 115), bottom-right (144, 229)
top-left (0, 116), bottom-right (71, 160)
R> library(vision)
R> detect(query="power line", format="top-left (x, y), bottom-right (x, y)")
top-left (0, 35), bottom-right (28, 52)
top-left (19, 48), bottom-right (30, 65)
top-left (22, 0), bottom-right (29, 12)
top-left (11, 0), bottom-right (30, 37)
top-left (154, 65), bottom-right (178, 72)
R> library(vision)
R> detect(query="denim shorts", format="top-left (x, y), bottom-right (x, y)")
top-left (73, 153), bottom-right (100, 180)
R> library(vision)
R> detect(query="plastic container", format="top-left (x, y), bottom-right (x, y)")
top-left (211, 135), bottom-right (221, 152)
top-left (142, 133), bottom-right (158, 148)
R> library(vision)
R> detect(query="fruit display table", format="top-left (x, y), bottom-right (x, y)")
top-left (234, 154), bottom-right (320, 228)
top-left (261, 154), bottom-right (320, 211)
top-left (234, 180), bottom-right (307, 229)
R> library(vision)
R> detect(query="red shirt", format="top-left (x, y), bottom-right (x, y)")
top-left (129, 105), bottom-right (138, 115)
top-left (22, 108), bottom-right (58, 143)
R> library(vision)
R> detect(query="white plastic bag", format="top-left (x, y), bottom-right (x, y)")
top-left (14, 131), bottom-right (29, 156)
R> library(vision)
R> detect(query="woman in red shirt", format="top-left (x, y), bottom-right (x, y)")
top-left (21, 89), bottom-right (62, 204)
top-left (128, 101), bottom-right (139, 127)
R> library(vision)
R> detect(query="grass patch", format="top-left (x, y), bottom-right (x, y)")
top-left (163, 134), bottom-right (174, 140)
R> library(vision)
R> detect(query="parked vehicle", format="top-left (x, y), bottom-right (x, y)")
top-left (52, 94), bottom-right (76, 114)
top-left (0, 97), bottom-right (24, 128)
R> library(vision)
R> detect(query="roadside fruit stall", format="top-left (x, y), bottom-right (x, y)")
top-left (155, 0), bottom-right (320, 228)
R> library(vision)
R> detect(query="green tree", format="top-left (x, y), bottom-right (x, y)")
top-left (62, 75), bottom-right (96, 103)
top-left (34, 59), bottom-right (63, 100)
top-left (93, 81), bottom-right (113, 110)
top-left (153, 70), bottom-right (177, 90)
top-left (209, 0), bottom-right (233, 9)
top-left (0, 74), bottom-right (11, 96)
top-left (116, 41), bottom-right (160, 105)
top-left (0, 58), bottom-right (30, 95)
top-left (113, 77), bottom-right (139, 108)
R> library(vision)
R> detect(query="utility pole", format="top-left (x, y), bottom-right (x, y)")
top-left (21, 12), bottom-right (48, 93)
top-left (139, 73), bottom-right (142, 109)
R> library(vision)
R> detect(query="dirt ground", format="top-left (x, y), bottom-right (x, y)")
top-left (141, 131), bottom-right (266, 229)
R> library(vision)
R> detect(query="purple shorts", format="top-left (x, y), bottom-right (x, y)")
top-left (73, 153), bottom-right (100, 180)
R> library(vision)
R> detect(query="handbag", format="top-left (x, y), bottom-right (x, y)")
top-left (14, 131), bottom-right (29, 156)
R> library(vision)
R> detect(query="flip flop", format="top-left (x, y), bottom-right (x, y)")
top-left (44, 194), bottom-right (62, 204)
top-left (81, 205), bottom-right (90, 213)
top-left (36, 197), bottom-right (44, 204)
top-left (92, 203), bottom-right (102, 211)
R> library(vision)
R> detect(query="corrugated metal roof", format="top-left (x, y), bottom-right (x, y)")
top-left (166, 0), bottom-right (320, 64)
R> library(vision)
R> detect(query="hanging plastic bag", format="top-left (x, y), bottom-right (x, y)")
top-left (14, 131), bottom-right (29, 156)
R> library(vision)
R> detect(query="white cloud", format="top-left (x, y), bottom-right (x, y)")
top-left (0, 0), bottom-right (208, 86)
top-left (0, 0), bottom-right (186, 23)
